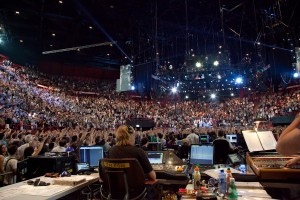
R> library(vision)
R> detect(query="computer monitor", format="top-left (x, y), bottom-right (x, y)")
top-left (189, 145), bottom-right (214, 165)
top-left (147, 152), bottom-right (164, 164)
top-left (226, 134), bottom-right (237, 143)
top-left (79, 146), bottom-right (104, 167)
top-left (199, 134), bottom-right (210, 144)
top-left (147, 142), bottom-right (162, 151)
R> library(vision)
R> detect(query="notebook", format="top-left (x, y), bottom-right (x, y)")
top-left (189, 145), bottom-right (214, 165)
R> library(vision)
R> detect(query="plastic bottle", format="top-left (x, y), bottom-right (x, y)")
top-left (228, 178), bottom-right (238, 200)
top-left (218, 169), bottom-right (227, 197)
top-left (226, 168), bottom-right (233, 196)
top-left (193, 166), bottom-right (201, 190)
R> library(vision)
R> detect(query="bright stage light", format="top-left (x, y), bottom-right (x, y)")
top-left (195, 62), bottom-right (202, 68)
top-left (210, 93), bottom-right (216, 99)
top-left (131, 85), bottom-right (135, 90)
top-left (213, 60), bottom-right (219, 66)
top-left (217, 74), bottom-right (221, 79)
top-left (236, 77), bottom-right (243, 84)
top-left (294, 72), bottom-right (299, 78)
top-left (171, 87), bottom-right (177, 93)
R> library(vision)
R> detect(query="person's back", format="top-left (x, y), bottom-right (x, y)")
top-left (4, 144), bottom-right (18, 185)
top-left (51, 139), bottom-right (66, 153)
top-left (107, 125), bottom-right (156, 181)
top-left (186, 129), bottom-right (199, 145)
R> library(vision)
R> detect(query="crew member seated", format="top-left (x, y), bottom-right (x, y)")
top-left (102, 125), bottom-right (158, 199)
top-left (213, 130), bottom-right (237, 164)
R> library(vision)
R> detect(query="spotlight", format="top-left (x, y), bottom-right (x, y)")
top-left (171, 87), bottom-right (177, 93)
top-left (213, 60), bottom-right (219, 66)
top-left (230, 93), bottom-right (234, 96)
top-left (210, 93), bottom-right (216, 99)
top-left (217, 74), bottom-right (221, 79)
top-left (185, 95), bottom-right (189, 99)
top-left (235, 77), bottom-right (243, 84)
top-left (131, 85), bottom-right (135, 90)
top-left (293, 72), bottom-right (299, 78)
top-left (195, 62), bottom-right (202, 68)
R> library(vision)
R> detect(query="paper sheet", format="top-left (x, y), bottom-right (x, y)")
top-left (203, 167), bottom-right (241, 179)
top-left (257, 131), bottom-right (277, 151)
top-left (242, 131), bottom-right (263, 152)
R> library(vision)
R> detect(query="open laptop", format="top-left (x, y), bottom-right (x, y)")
top-left (76, 162), bottom-right (91, 173)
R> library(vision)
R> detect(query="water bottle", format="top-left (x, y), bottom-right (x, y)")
top-left (218, 169), bottom-right (226, 197)
top-left (193, 166), bottom-right (201, 190)
top-left (228, 178), bottom-right (238, 200)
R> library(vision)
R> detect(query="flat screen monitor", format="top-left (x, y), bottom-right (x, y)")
top-left (200, 134), bottom-right (209, 144)
top-left (226, 134), bottom-right (237, 143)
top-left (147, 142), bottom-right (162, 151)
top-left (189, 145), bottom-right (214, 165)
top-left (147, 152), bottom-right (164, 164)
top-left (79, 146), bottom-right (104, 167)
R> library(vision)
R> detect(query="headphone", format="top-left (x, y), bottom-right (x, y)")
top-left (126, 125), bottom-right (134, 134)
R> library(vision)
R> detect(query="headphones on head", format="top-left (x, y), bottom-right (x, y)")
top-left (126, 125), bottom-right (134, 134)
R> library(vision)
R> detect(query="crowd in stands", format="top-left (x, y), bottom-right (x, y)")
top-left (0, 60), bottom-right (299, 185)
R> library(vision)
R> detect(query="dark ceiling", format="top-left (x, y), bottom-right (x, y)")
top-left (0, 0), bottom-right (299, 71)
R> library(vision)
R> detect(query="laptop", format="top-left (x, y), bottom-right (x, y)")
top-left (76, 162), bottom-right (91, 173)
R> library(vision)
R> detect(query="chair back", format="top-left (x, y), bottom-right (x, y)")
top-left (213, 139), bottom-right (230, 164)
top-left (99, 158), bottom-right (147, 200)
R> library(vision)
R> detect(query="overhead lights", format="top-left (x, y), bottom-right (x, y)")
top-left (195, 62), bottom-right (202, 68)
top-left (107, 53), bottom-right (110, 56)
top-left (15, 11), bottom-right (20, 14)
top-left (235, 77), bottom-right (243, 84)
top-left (52, 33), bottom-right (56, 37)
top-left (213, 60), bottom-right (219, 66)
top-left (171, 87), bottom-right (177, 93)
top-left (20, 39), bottom-right (23, 43)
top-left (59, 1), bottom-right (63, 4)
top-left (89, 26), bottom-right (93, 30)
top-left (50, 44), bottom-right (53, 47)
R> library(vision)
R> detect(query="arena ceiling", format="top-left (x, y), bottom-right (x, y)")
top-left (0, 0), bottom-right (299, 72)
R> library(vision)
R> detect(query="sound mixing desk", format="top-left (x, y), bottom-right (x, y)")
top-left (147, 151), bottom-right (189, 189)
top-left (246, 152), bottom-right (300, 180)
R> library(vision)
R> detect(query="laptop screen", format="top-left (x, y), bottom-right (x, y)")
top-left (190, 145), bottom-right (214, 165)
top-left (147, 152), bottom-right (164, 164)
top-left (79, 146), bottom-right (104, 167)
top-left (76, 162), bottom-right (90, 172)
